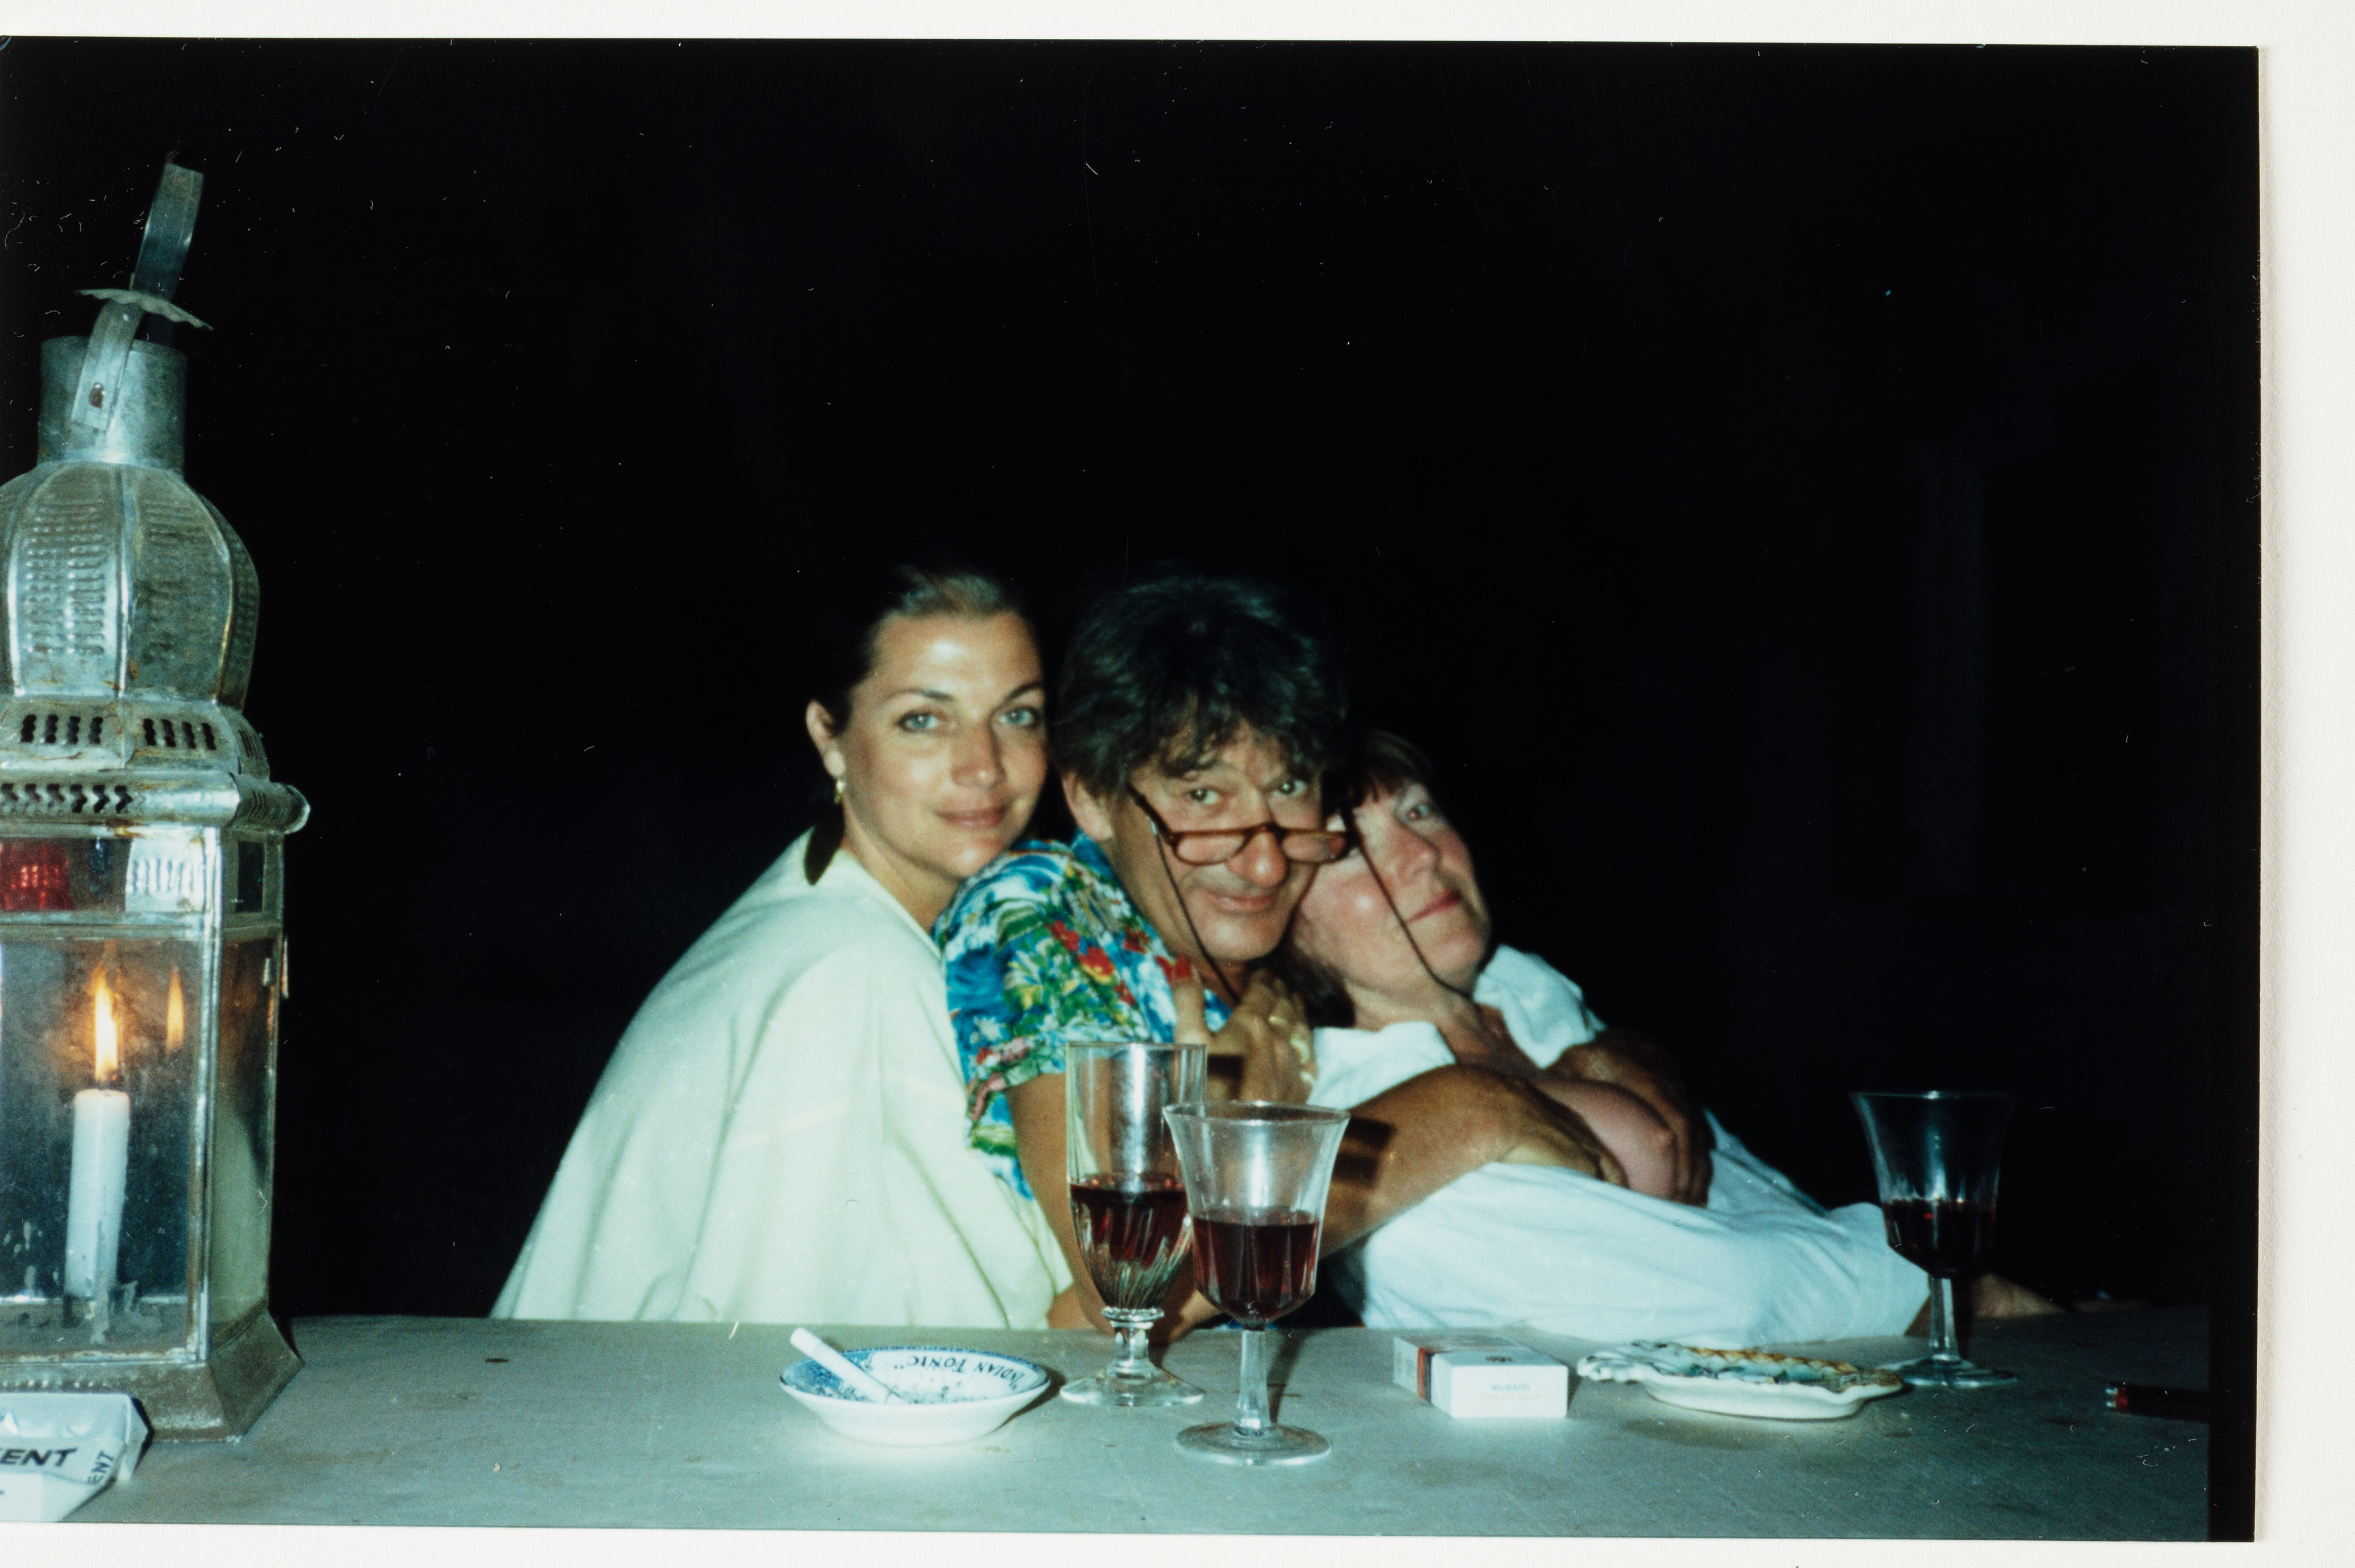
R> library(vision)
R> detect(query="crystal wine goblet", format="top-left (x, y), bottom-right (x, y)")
top-left (1852, 1089), bottom-right (2019, 1388)
top-left (1059, 1041), bottom-right (1210, 1407)
top-left (1162, 1101), bottom-right (1352, 1465)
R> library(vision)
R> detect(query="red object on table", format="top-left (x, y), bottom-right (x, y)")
top-left (0, 839), bottom-right (73, 909)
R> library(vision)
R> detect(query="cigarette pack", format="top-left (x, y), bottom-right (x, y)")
top-left (0, 1391), bottom-right (147, 1522)
top-left (1392, 1333), bottom-right (1569, 1419)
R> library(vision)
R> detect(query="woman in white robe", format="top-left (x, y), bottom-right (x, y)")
top-left (1306, 946), bottom-right (1929, 1344)
top-left (1282, 730), bottom-right (2054, 1345)
top-left (494, 567), bottom-right (1070, 1327)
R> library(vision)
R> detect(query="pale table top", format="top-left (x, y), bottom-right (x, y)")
top-left (73, 1305), bottom-right (2210, 1537)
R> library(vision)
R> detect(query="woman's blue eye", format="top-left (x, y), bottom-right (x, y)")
top-left (1000, 707), bottom-right (1040, 728)
top-left (898, 712), bottom-right (942, 732)
top-left (1272, 779), bottom-right (1305, 798)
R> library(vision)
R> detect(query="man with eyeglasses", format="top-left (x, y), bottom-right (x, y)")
top-left (938, 570), bottom-right (1640, 1333)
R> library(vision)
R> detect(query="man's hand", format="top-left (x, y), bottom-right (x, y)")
top-left (1321, 1063), bottom-right (1630, 1253)
top-left (1488, 1075), bottom-right (1629, 1185)
top-left (1175, 970), bottom-right (1316, 1105)
top-left (1553, 1027), bottom-right (1713, 1205)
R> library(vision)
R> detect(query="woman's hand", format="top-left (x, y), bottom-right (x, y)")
top-left (1553, 1028), bottom-right (1713, 1205)
top-left (1175, 970), bottom-right (1317, 1105)
top-left (1150, 1256), bottom-right (1224, 1346)
top-left (1044, 1284), bottom-right (1097, 1330)
top-left (1157, 1288), bottom-right (1223, 1344)
top-left (1007, 1074), bottom-right (1113, 1332)
top-left (1054, 1257), bottom-right (1217, 1344)
top-left (1904, 1272), bottom-right (2065, 1334)
top-left (1975, 1273), bottom-right (2064, 1318)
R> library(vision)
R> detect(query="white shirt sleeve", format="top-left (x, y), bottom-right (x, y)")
top-left (1474, 945), bottom-right (1605, 1068)
top-left (1308, 1021), bottom-right (1457, 1109)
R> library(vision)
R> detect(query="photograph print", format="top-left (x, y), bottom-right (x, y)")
top-left (0, 36), bottom-right (2254, 1539)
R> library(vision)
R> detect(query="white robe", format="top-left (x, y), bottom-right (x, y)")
top-left (1309, 946), bottom-right (1929, 1346)
top-left (493, 831), bottom-right (1070, 1327)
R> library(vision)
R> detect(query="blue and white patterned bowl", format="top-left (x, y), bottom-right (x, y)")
top-left (779, 1346), bottom-right (1052, 1446)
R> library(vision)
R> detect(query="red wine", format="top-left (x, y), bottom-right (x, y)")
top-left (1882, 1198), bottom-right (1997, 1278)
top-left (1193, 1208), bottom-right (1322, 1327)
top-left (1071, 1174), bottom-right (1193, 1311)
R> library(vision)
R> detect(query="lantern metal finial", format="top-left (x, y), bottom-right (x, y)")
top-left (67, 162), bottom-right (209, 444)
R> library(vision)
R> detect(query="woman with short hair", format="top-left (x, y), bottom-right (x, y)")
top-left (493, 564), bottom-right (1071, 1327)
top-left (1279, 730), bottom-right (1967, 1346)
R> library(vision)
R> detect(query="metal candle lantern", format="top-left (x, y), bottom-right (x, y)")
top-left (0, 164), bottom-right (307, 1438)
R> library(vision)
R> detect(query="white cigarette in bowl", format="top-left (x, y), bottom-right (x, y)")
top-left (791, 1328), bottom-right (904, 1404)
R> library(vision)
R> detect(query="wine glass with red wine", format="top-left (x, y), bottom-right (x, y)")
top-left (1162, 1101), bottom-right (1352, 1465)
top-left (1060, 1042), bottom-right (1210, 1407)
top-left (1851, 1090), bottom-right (2019, 1389)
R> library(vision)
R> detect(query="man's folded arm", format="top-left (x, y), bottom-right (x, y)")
top-left (1319, 1064), bottom-right (1627, 1253)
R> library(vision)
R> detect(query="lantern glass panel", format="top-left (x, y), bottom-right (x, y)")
top-left (0, 832), bottom-right (214, 919)
top-left (208, 936), bottom-right (277, 1331)
top-left (228, 838), bottom-right (274, 915)
top-left (0, 926), bottom-right (205, 1359)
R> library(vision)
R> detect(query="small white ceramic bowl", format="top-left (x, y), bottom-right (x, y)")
top-left (779, 1345), bottom-right (1052, 1447)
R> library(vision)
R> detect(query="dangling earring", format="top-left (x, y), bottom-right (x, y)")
top-left (832, 775), bottom-right (847, 805)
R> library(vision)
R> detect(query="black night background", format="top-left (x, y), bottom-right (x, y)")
top-left (0, 34), bottom-right (2255, 1503)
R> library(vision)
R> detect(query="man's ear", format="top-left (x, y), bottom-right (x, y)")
top-left (805, 700), bottom-right (847, 786)
top-left (1064, 771), bottom-right (1119, 843)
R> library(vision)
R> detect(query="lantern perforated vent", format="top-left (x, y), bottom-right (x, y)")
top-left (0, 780), bottom-right (135, 816)
top-left (0, 700), bottom-right (254, 766)
top-left (9, 709), bottom-right (110, 746)
top-left (139, 717), bottom-right (217, 753)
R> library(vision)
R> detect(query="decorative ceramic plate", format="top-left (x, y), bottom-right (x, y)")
top-left (780, 1347), bottom-right (1052, 1446)
top-left (1574, 1342), bottom-right (1905, 1421)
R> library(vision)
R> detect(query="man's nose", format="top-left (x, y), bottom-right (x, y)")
top-left (1227, 825), bottom-right (1292, 888)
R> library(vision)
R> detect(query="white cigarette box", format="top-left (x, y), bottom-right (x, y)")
top-left (1392, 1334), bottom-right (1569, 1419)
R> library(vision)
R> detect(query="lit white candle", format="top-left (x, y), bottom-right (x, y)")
top-left (64, 976), bottom-right (130, 1303)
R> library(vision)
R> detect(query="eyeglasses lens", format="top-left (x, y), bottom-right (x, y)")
top-left (1170, 830), bottom-right (1348, 866)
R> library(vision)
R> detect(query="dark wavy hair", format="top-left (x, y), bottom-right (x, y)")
top-left (1052, 570), bottom-right (1349, 803)
top-left (800, 562), bottom-right (1027, 881)
top-left (1329, 727), bottom-right (1438, 818)
top-left (1269, 728), bottom-right (1452, 1028)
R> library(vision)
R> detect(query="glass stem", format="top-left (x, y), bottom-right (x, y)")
top-left (1105, 1309), bottom-right (1158, 1378)
top-left (1233, 1327), bottom-right (1272, 1434)
top-left (1929, 1274), bottom-right (1962, 1363)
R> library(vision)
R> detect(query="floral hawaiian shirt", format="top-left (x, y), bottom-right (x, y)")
top-left (936, 835), bottom-right (1231, 1198)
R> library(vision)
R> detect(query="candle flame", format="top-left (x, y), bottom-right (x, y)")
top-left (92, 975), bottom-right (119, 1084)
top-left (166, 966), bottom-right (185, 1054)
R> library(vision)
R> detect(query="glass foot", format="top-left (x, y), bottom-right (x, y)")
top-left (1889, 1354), bottom-right (2018, 1389)
top-left (1175, 1421), bottom-right (1331, 1466)
top-left (1060, 1364), bottom-right (1205, 1407)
